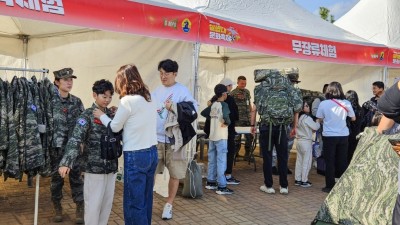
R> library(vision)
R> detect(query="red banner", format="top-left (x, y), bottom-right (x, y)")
top-left (198, 15), bottom-right (390, 67)
top-left (0, 0), bottom-right (199, 42)
top-left (0, 0), bottom-right (397, 67)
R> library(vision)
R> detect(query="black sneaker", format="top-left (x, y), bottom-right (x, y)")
top-left (216, 187), bottom-right (234, 195)
top-left (287, 169), bottom-right (293, 175)
top-left (300, 181), bottom-right (312, 188)
top-left (226, 177), bottom-right (240, 185)
top-left (322, 187), bottom-right (332, 193)
top-left (272, 166), bottom-right (279, 175)
top-left (205, 181), bottom-right (218, 190)
top-left (294, 180), bottom-right (302, 186)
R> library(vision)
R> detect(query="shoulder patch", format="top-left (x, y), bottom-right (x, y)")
top-left (77, 118), bottom-right (87, 126)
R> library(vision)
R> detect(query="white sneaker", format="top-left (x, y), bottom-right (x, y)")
top-left (280, 186), bottom-right (289, 195)
top-left (162, 203), bottom-right (172, 220)
top-left (260, 185), bottom-right (275, 194)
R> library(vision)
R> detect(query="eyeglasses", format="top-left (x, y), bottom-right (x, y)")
top-left (159, 71), bottom-right (173, 77)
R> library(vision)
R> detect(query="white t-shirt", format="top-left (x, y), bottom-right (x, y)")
top-left (151, 82), bottom-right (198, 142)
top-left (100, 95), bottom-right (157, 151)
top-left (316, 99), bottom-right (355, 137)
top-left (209, 102), bottom-right (228, 141)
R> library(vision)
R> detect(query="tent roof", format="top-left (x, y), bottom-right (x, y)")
top-left (0, 15), bottom-right (92, 38)
top-left (335, 0), bottom-right (400, 48)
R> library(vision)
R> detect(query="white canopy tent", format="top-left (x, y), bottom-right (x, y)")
top-left (0, 0), bottom-right (393, 108)
top-left (335, 0), bottom-right (400, 86)
top-left (185, 0), bottom-right (389, 109)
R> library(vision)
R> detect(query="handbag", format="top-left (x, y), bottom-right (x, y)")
top-left (100, 122), bottom-right (123, 160)
top-left (182, 160), bottom-right (203, 198)
top-left (312, 131), bottom-right (321, 158)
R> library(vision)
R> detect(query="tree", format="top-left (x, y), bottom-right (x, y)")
top-left (319, 7), bottom-right (335, 23)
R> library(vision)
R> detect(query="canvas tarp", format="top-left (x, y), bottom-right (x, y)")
top-left (313, 127), bottom-right (399, 224)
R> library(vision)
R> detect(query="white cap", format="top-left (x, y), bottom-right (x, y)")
top-left (219, 78), bottom-right (234, 86)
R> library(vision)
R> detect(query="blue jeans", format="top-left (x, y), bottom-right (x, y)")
top-left (123, 146), bottom-right (158, 225)
top-left (207, 139), bottom-right (228, 188)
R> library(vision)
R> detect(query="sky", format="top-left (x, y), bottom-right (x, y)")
top-left (293, 0), bottom-right (360, 19)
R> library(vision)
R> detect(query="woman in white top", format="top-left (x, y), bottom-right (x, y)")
top-left (316, 81), bottom-right (355, 193)
top-left (295, 98), bottom-right (320, 188)
top-left (94, 64), bottom-right (158, 225)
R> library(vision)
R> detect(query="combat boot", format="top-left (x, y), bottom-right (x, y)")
top-left (52, 201), bottom-right (63, 222)
top-left (75, 201), bottom-right (84, 224)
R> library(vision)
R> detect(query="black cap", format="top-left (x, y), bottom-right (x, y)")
top-left (53, 68), bottom-right (77, 79)
top-left (214, 84), bottom-right (228, 97)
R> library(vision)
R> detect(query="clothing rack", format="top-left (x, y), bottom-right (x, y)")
top-left (0, 66), bottom-right (49, 225)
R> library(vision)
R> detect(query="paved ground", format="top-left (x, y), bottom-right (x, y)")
top-left (0, 149), bottom-right (328, 225)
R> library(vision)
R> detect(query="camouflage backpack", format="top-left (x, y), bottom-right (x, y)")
top-left (254, 69), bottom-right (298, 126)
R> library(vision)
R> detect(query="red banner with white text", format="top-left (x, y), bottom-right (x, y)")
top-left (198, 15), bottom-right (393, 67)
top-left (0, 0), bottom-right (199, 42)
top-left (0, 0), bottom-right (398, 67)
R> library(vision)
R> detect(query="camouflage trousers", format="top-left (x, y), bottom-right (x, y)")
top-left (235, 133), bottom-right (254, 155)
top-left (235, 121), bottom-right (254, 155)
top-left (50, 147), bottom-right (84, 203)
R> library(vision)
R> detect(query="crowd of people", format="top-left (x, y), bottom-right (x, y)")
top-left (48, 59), bottom-right (394, 224)
top-left (52, 59), bottom-right (197, 225)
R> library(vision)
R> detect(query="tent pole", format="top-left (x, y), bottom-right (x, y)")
top-left (34, 175), bottom-right (40, 225)
top-left (221, 56), bottom-right (229, 78)
top-left (383, 66), bottom-right (388, 85)
top-left (19, 35), bottom-right (29, 74)
top-left (193, 42), bottom-right (201, 101)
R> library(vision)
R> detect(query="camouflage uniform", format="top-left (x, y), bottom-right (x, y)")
top-left (60, 104), bottom-right (118, 174)
top-left (50, 70), bottom-right (84, 205)
top-left (0, 79), bottom-right (6, 174)
top-left (230, 87), bottom-right (253, 157)
top-left (254, 68), bottom-right (302, 188)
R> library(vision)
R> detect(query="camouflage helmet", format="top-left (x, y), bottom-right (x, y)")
top-left (254, 69), bottom-right (281, 83)
top-left (281, 67), bottom-right (300, 83)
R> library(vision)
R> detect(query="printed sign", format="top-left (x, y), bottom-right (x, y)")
top-left (292, 40), bottom-right (337, 58)
top-left (0, 0), bottom-right (64, 15)
top-left (209, 20), bottom-right (240, 43)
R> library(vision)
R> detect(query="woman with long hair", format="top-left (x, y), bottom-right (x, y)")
top-left (316, 81), bottom-right (356, 193)
top-left (345, 90), bottom-right (363, 163)
top-left (94, 64), bottom-right (158, 225)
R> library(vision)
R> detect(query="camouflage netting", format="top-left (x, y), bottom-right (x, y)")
top-left (314, 127), bottom-right (399, 225)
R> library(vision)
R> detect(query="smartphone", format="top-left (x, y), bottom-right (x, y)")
top-left (388, 138), bottom-right (400, 146)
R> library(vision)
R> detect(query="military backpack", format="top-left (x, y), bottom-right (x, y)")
top-left (254, 69), bottom-right (295, 126)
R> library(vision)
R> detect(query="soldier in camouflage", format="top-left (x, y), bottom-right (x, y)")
top-left (50, 68), bottom-right (85, 224)
top-left (230, 76), bottom-right (254, 160)
top-left (59, 79), bottom-right (117, 225)
top-left (251, 68), bottom-right (302, 195)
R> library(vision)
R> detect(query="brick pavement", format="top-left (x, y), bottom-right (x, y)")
top-left (0, 150), bottom-right (328, 225)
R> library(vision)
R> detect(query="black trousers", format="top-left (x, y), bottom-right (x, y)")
top-left (322, 136), bottom-right (348, 189)
top-left (225, 133), bottom-right (236, 174)
top-left (259, 125), bottom-right (288, 188)
top-left (393, 194), bottom-right (400, 225)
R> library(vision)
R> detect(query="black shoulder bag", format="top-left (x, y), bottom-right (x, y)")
top-left (100, 122), bottom-right (123, 160)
